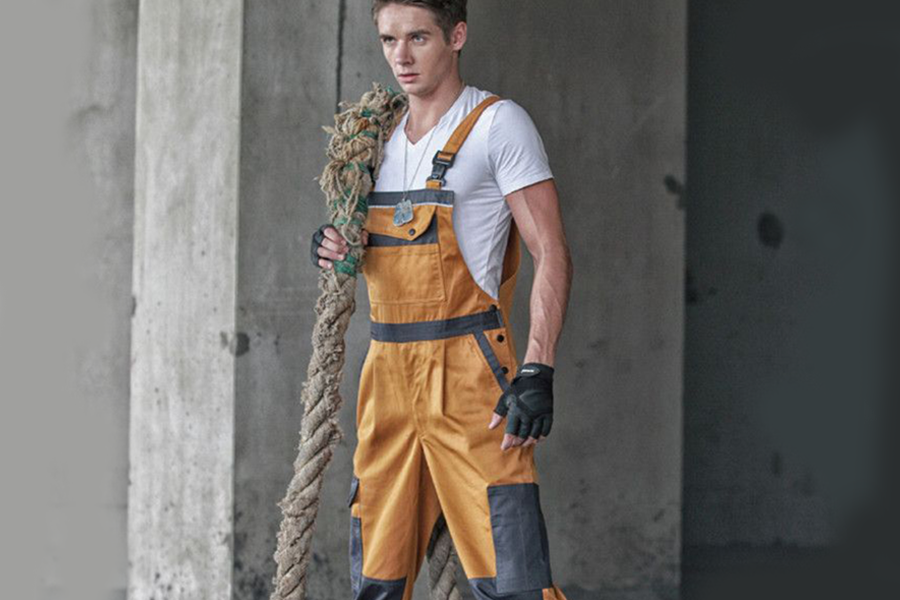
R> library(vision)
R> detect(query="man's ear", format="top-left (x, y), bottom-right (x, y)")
top-left (451, 21), bottom-right (467, 52)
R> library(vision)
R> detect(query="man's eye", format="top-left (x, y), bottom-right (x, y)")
top-left (413, 35), bottom-right (424, 42)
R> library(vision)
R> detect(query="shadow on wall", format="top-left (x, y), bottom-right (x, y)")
top-left (683, 0), bottom-right (899, 598)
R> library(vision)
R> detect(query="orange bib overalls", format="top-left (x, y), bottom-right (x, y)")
top-left (349, 96), bottom-right (568, 600)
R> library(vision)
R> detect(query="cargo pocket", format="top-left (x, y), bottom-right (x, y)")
top-left (348, 475), bottom-right (362, 595)
top-left (487, 483), bottom-right (553, 594)
top-left (361, 203), bottom-right (446, 305)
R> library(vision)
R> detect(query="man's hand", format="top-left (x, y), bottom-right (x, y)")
top-left (311, 224), bottom-right (369, 269)
top-left (487, 363), bottom-right (555, 450)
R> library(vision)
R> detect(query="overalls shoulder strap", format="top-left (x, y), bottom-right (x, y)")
top-left (425, 95), bottom-right (502, 190)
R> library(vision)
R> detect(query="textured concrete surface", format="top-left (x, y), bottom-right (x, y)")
top-left (128, 1), bottom-right (244, 599)
top-left (465, 3), bottom-right (687, 598)
top-left (233, 2), bottom-right (345, 599)
top-left (683, 0), bottom-right (893, 549)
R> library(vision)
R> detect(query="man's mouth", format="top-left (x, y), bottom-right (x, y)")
top-left (398, 73), bottom-right (418, 80)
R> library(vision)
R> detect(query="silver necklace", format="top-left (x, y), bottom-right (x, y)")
top-left (394, 118), bottom-right (437, 226)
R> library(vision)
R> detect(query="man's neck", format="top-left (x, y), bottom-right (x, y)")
top-left (405, 76), bottom-right (466, 144)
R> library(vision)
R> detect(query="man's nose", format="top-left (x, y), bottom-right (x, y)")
top-left (394, 41), bottom-right (412, 65)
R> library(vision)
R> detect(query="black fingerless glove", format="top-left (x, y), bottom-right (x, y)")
top-left (494, 362), bottom-right (555, 440)
top-left (310, 223), bottom-right (330, 269)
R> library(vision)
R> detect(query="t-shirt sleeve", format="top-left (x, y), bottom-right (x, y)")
top-left (488, 99), bottom-right (554, 197)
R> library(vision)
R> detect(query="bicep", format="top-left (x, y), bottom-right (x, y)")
top-left (505, 178), bottom-right (567, 261)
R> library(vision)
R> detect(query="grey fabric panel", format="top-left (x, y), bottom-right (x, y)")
top-left (370, 307), bottom-right (504, 343)
top-left (367, 189), bottom-right (454, 206)
top-left (349, 477), bottom-right (407, 600)
top-left (350, 516), bottom-right (363, 596)
top-left (368, 210), bottom-right (438, 246)
top-left (356, 576), bottom-right (407, 600)
top-left (473, 330), bottom-right (511, 392)
top-left (347, 475), bottom-right (360, 507)
top-left (469, 578), bottom-right (543, 600)
top-left (487, 483), bottom-right (553, 594)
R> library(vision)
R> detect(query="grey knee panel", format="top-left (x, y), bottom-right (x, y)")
top-left (348, 475), bottom-right (407, 600)
top-left (486, 482), bottom-right (553, 595)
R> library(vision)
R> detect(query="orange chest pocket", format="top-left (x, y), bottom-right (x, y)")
top-left (361, 203), bottom-right (446, 305)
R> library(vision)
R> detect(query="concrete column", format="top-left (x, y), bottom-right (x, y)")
top-left (129, 1), bottom-right (342, 599)
top-left (129, 2), bottom-right (243, 599)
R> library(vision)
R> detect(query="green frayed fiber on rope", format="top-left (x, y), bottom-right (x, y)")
top-left (333, 254), bottom-right (359, 277)
top-left (333, 216), bottom-right (365, 228)
top-left (341, 161), bottom-right (370, 173)
top-left (348, 130), bottom-right (379, 140)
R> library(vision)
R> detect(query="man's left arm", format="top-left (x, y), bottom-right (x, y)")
top-left (488, 177), bottom-right (573, 449)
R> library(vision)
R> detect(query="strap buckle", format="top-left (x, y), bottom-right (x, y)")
top-left (427, 150), bottom-right (455, 188)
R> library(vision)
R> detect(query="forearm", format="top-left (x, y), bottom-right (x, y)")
top-left (522, 246), bottom-right (573, 367)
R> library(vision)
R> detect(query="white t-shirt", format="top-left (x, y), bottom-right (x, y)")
top-left (373, 85), bottom-right (554, 300)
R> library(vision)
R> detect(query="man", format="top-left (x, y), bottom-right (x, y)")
top-left (311, 2), bottom-right (573, 599)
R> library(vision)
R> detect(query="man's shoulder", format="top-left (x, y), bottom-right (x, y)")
top-left (463, 87), bottom-right (538, 136)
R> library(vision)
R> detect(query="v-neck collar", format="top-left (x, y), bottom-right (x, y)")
top-left (401, 85), bottom-right (471, 147)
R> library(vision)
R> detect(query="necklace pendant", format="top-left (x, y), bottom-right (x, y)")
top-left (393, 197), bottom-right (413, 226)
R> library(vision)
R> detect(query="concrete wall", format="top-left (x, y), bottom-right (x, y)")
top-left (469, 3), bottom-right (686, 598)
top-left (683, 0), bottom-right (893, 549)
top-left (233, 2), bottom-right (348, 599)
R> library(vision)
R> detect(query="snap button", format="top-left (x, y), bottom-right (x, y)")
top-left (497, 335), bottom-right (505, 342)
top-left (408, 228), bottom-right (416, 236)
top-left (501, 366), bottom-right (509, 374)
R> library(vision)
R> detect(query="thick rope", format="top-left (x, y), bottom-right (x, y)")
top-left (269, 82), bottom-right (464, 600)
top-left (269, 82), bottom-right (407, 600)
top-left (426, 515), bottom-right (463, 600)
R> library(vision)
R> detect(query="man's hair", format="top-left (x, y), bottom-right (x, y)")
top-left (372, 0), bottom-right (467, 47)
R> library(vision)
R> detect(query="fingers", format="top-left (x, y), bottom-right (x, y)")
top-left (501, 413), bottom-right (531, 450)
top-left (493, 393), bottom-right (510, 418)
top-left (541, 416), bottom-right (553, 438)
top-left (361, 229), bottom-right (369, 246)
top-left (316, 228), bottom-right (349, 268)
top-left (319, 236), bottom-right (348, 257)
top-left (501, 412), bottom-right (520, 451)
top-left (516, 420), bottom-right (531, 443)
top-left (522, 419), bottom-right (544, 447)
top-left (496, 400), bottom-right (549, 451)
top-left (504, 413), bottom-right (521, 438)
top-left (321, 226), bottom-right (346, 245)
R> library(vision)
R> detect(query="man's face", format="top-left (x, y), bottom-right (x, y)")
top-left (375, 3), bottom-right (465, 97)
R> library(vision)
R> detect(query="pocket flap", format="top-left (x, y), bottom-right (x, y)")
top-left (365, 203), bottom-right (437, 243)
